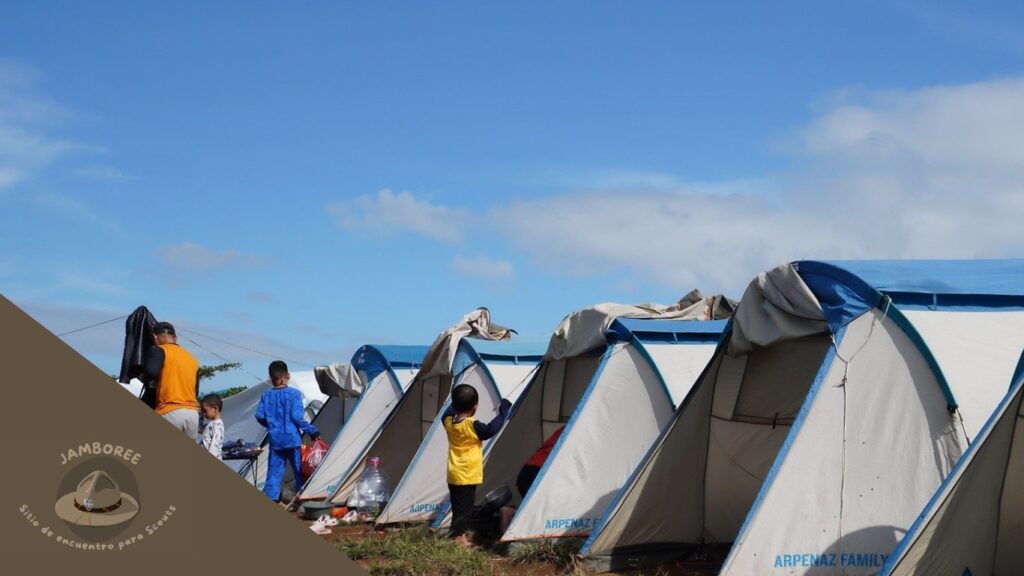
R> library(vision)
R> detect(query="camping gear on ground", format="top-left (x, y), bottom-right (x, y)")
top-left (301, 437), bottom-right (329, 479)
top-left (480, 485), bottom-right (512, 513)
top-left (461, 486), bottom-right (516, 538)
top-left (309, 514), bottom-right (337, 535)
top-left (580, 259), bottom-right (1024, 574)
top-left (880, 351), bottom-right (1024, 576)
top-left (354, 456), bottom-right (389, 520)
top-left (222, 439), bottom-right (261, 459)
top-left (299, 500), bottom-right (337, 521)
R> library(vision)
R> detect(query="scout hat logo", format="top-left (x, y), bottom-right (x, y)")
top-left (55, 469), bottom-right (140, 526)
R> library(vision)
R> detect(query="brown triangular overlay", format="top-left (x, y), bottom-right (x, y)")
top-left (0, 295), bottom-right (366, 574)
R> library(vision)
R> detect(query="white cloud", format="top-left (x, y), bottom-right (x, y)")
top-left (0, 59), bottom-right (79, 192)
top-left (491, 77), bottom-right (1024, 294)
top-left (328, 188), bottom-right (470, 242)
top-left (156, 242), bottom-right (269, 274)
top-left (450, 255), bottom-right (514, 282)
top-left (33, 193), bottom-right (112, 227)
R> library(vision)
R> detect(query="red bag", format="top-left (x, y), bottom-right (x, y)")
top-left (301, 438), bottom-right (329, 479)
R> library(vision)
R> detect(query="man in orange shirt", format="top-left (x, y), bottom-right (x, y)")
top-left (144, 321), bottom-right (201, 439)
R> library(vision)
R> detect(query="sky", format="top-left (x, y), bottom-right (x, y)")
top-left (2, 1), bottom-right (1024, 391)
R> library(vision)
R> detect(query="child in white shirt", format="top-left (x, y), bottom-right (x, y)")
top-left (199, 393), bottom-right (225, 459)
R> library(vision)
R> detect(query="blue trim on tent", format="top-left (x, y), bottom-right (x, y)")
top-left (877, 292), bottom-right (1024, 311)
top-left (609, 318), bottom-right (728, 344)
top-left (796, 259), bottom-right (1024, 326)
top-left (722, 327), bottom-right (845, 568)
top-left (885, 303), bottom-right (959, 410)
top-left (384, 338), bottom-right (543, 525)
top-left (300, 372), bottom-right (385, 497)
top-left (380, 396), bottom-right (452, 524)
top-left (431, 500), bottom-right (451, 531)
top-left (316, 344), bottom-right (428, 502)
top-left (880, 355), bottom-right (1024, 575)
top-left (1012, 350), bottom-right (1024, 391)
top-left (628, 335), bottom-right (679, 410)
top-left (825, 259), bottom-right (1024, 297)
top-left (793, 261), bottom-right (963, 411)
top-left (461, 337), bottom-right (548, 365)
top-left (582, 324), bottom-right (736, 555)
top-left (501, 335), bottom-right (679, 540)
top-left (505, 343), bottom-right (618, 539)
top-left (352, 344), bottom-right (428, 395)
top-left (451, 339), bottom-right (544, 376)
top-left (795, 261), bottom-right (883, 331)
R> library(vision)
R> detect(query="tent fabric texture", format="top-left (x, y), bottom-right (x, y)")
top-left (580, 259), bottom-right (1024, 575)
top-left (880, 353), bottom-right (1024, 576)
top-left (375, 337), bottom-right (546, 525)
top-left (315, 310), bottom-right (531, 508)
top-left (415, 307), bottom-right (517, 381)
top-left (545, 289), bottom-right (735, 361)
top-left (315, 362), bottom-right (363, 398)
top-left (430, 294), bottom-right (732, 541)
top-left (290, 345), bottom-right (426, 501)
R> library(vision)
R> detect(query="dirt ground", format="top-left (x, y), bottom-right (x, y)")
top-left (297, 514), bottom-right (720, 576)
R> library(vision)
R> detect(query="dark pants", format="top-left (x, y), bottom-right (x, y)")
top-left (516, 465), bottom-right (541, 499)
top-left (264, 447), bottom-right (304, 502)
top-left (448, 483), bottom-right (477, 537)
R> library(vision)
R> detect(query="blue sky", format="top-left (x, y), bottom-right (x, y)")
top-left (3, 1), bottom-right (1024, 391)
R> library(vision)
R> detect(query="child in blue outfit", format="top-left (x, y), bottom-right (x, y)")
top-left (255, 360), bottom-right (320, 502)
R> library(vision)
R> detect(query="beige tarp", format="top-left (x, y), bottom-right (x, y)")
top-left (314, 363), bottom-right (363, 398)
top-left (728, 263), bottom-right (828, 355)
top-left (416, 307), bottom-right (515, 380)
top-left (545, 289), bottom-right (735, 361)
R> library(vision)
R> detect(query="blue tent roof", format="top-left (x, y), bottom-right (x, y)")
top-left (351, 344), bottom-right (429, 387)
top-left (826, 259), bottom-right (1024, 297)
top-left (795, 259), bottom-right (1024, 331)
top-left (610, 317), bottom-right (728, 344)
top-left (460, 337), bottom-right (548, 362)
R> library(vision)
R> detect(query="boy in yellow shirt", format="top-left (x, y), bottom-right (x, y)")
top-left (442, 384), bottom-right (511, 546)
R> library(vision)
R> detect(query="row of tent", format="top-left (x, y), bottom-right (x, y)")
top-left (214, 259), bottom-right (1024, 576)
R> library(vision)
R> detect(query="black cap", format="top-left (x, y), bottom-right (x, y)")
top-left (153, 321), bottom-right (176, 336)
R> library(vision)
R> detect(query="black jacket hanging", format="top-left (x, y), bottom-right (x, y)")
top-left (118, 306), bottom-right (158, 408)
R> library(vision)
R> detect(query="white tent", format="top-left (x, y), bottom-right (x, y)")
top-left (881, 353), bottom-right (1024, 576)
top-left (432, 299), bottom-right (732, 539)
top-left (119, 378), bottom-right (144, 398)
top-left (293, 345), bottom-right (427, 500)
top-left (581, 259), bottom-right (1024, 574)
top-left (376, 338), bottom-right (545, 525)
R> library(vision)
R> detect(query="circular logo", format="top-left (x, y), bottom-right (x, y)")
top-left (55, 456), bottom-right (140, 542)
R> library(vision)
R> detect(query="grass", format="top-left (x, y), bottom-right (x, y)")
top-left (507, 540), bottom-right (582, 572)
top-left (336, 528), bottom-right (494, 576)
top-left (334, 529), bottom-right (686, 576)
